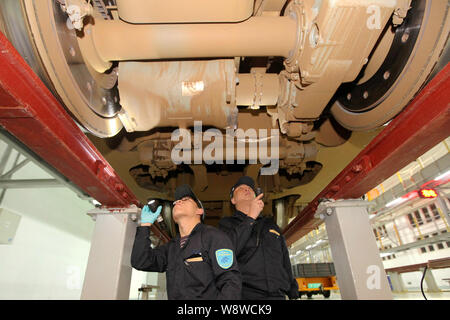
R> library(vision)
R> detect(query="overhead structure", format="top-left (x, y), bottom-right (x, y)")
top-left (0, 0), bottom-right (449, 300)
top-left (283, 62), bottom-right (450, 246)
top-left (0, 0), bottom-right (448, 211)
top-left (0, 31), bottom-right (169, 243)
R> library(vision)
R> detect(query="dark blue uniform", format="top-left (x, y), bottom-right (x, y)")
top-left (131, 222), bottom-right (242, 299)
top-left (219, 210), bottom-right (299, 300)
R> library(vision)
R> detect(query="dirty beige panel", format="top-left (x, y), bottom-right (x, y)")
top-left (116, 0), bottom-right (254, 23)
top-left (117, 60), bottom-right (237, 132)
top-left (269, 128), bottom-right (383, 204)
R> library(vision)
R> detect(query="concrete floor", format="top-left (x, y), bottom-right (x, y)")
top-left (297, 290), bottom-right (450, 300)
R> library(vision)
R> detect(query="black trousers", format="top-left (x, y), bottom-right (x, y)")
top-left (241, 286), bottom-right (286, 300)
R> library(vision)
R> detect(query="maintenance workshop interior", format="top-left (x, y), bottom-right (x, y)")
top-left (0, 0), bottom-right (449, 300)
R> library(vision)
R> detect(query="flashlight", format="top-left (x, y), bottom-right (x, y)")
top-left (147, 199), bottom-right (164, 223)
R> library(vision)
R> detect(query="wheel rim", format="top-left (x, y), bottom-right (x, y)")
top-left (336, 0), bottom-right (426, 113)
top-left (1, 0), bottom-right (123, 137)
top-left (330, 0), bottom-right (449, 131)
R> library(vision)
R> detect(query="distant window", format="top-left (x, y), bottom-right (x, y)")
top-left (430, 204), bottom-right (441, 220)
top-left (414, 211), bottom-right (424, 225)
top-left (428, 245), bottom-right (435, 251)
top-left (407, 213), bottom-right (416, 227)
top-left (437, 243), bottom-right (444, 250)
top-left (420, 247), bottom-right (427, 253)
top-left (421, 207), bottom-right (432, 223)
top-left (377, 227), bottom-right (383, 237)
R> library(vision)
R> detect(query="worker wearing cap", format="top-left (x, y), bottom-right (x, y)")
top-left (131, 184), bottom-right (242, 300)
top-left (218, 176), bottom-right (299, 300)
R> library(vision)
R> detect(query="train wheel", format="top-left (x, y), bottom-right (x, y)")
top-left (0, 0), bottom-right (123, 137)
top-left (331, 0), bottom-right (449, 131)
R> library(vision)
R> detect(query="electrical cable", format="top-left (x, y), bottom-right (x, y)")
top-left (420, 266), bottom-right (428, 300)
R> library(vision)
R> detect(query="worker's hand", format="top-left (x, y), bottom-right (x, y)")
top-left (140, 205), bottom-right (162, 226)
top-left (248, 193), bottom-right (264, 220)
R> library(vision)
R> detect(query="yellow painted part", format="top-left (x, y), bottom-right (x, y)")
top-left (437, 206), bottom-right (450, 232)
top-left (296, 276), bottom-right (339, 291)
top-left (396, 172), bottom-right (404, 184)
top-left (411, 213), bottom-right (424, 240)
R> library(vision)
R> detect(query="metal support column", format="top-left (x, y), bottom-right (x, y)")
top-left (387, 272), bottom-right (405, 293)
top-left (155, 273), bottom-right (168, 300)
top-left (316, 199), bottom-right (393, 300)
top-left (436, 192), bottom-right (450, 231)
top-left (81, 206), bottom-right (139, 300)
top-left (422, 268), bottom-right (441, 292)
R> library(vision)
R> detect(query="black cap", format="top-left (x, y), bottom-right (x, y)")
top-left (174, 184), bottom-right (204, 219)
top-left (230, 176), bottom-right (256, 198)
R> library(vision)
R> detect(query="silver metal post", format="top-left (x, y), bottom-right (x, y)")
top-left (435, 191), bottom-right (450, 229)
top-left (316, 199), bottom-right (393, 300)
top-left (422, 268), bottom-right (441, 292)
top-left (387, 272), bottom-right (405, 293)
top-left (81, 206), bottom-right (139, 299)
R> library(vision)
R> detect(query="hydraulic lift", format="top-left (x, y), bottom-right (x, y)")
top-left (0, 31), bottom-right (169, 299)
top-left (0, 29), bottom-right (449, 299)
top-left (283, 61), bottom-right (450, 299)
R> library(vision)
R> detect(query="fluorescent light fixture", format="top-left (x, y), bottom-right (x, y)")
top-left (435, 170), bottom-right (450, 181)
top-left (386, 197), bottom-right (407, 208)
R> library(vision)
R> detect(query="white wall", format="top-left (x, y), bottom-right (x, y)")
top-left (129, 270), bottom-right (167, 300)
top-left (0, 143), bottom-right (166, 300)
top-left (380, 203), bottom-right (450, 291)
top-left (0, 142), bottom-right (95, 299)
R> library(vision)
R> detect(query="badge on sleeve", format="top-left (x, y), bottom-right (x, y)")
top-left (215, 249), bottom-right (233, 269)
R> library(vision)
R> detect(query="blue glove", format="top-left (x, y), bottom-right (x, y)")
top-left (140, 205), bottom-right (162, 225)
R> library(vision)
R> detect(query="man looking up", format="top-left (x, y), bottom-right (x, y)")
top-left (131, 184), bottom-right (242, 299)
top-left (218, 176), bottom-right (299, 300)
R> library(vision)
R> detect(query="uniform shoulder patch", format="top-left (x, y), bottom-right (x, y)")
top-left (215, 249), bottom-right (233, 269)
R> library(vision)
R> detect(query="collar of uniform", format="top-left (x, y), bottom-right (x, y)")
top-left (189, 222), bottom-right (203, 235)
top-left (172, 222), bottom-right (203, 242)
top-left (233, 210), bottom-right (247, 220)
top-left (179, 222), bottom-right (203, 249)
top-left (234, 210), bottom-right (262, 221)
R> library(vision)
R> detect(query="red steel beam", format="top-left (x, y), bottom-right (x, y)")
top-left (385, 257), bottom-right (450, 274)
top-left (283, 62), bottom-right (450, 246)
top-left (0, 31), bottom-right (170, 242)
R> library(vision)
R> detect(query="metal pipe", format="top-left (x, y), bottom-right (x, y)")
top-left (0, 179), bottom-right (62, 188)
top-left (89, 16), bottom-right (297, 63)
top-left (0, 158), bottom-right (30, 179)
top-left (236, 73), bottom-right (280, 107)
